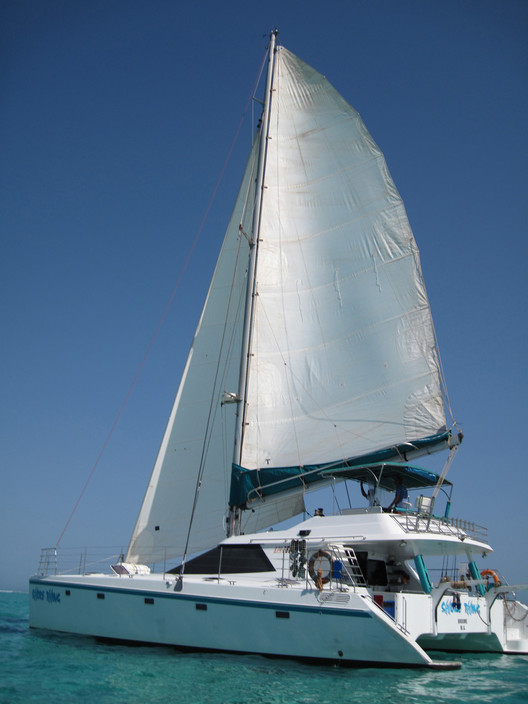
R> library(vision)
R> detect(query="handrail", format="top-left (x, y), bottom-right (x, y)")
top-left (35, 547), bottom-right (124, 577)
top-left (390, 512), bottom-right (488, 543)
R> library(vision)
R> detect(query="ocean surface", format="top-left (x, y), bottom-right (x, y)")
top-left (1, 591), bottom-right (527, 704)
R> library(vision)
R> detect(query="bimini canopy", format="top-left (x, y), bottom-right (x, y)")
top-left (320, 462), bottom-right (452, 491)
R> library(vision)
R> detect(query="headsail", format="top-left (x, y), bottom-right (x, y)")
top-left (126, 138), bottom-right (259, 564)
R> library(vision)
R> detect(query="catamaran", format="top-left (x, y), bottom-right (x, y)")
top-left (29, 31), bottom-right (528, 668)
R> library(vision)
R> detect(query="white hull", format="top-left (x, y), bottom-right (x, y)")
top-left (29, 573), bottom-right (439, 667)
top-left (30, 572), bottom-right (528, 666)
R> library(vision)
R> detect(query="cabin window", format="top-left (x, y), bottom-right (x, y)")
top-left (168, 544), bottom-right (275, 575)
top-left (353, 551), bottom-right (388, 587)
top-left (367, 559), bottom-right (388, 587)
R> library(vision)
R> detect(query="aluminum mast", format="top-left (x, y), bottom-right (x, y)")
top-left (229, 29), bottom-right (278, 534)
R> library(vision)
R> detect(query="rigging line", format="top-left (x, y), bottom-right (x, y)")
top-left (504, 598), bottom-right (528, 622)
top-left (181, 247), bottom-right (246, 569)
top-left (431, 444), bottom-right (458, 501)
top-left (344, 480), bottom-right (352, 508)
top-left (252, 50), bottom-right (268, 139)
top-left (216, 241), bottom-right (251, 512)
top-left (181, 176), bottom-right (258, 570)
top-left (55, 53), bottom-right (268, 550)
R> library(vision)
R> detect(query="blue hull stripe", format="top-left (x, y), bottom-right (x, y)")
top-left (29, 578), bottom-right (372, 618)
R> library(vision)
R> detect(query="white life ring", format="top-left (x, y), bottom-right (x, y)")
top-left (308, 550), bottom-right (333, 585)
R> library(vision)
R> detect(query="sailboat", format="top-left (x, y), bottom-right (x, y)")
top-left (29, 31), bottom-right (528, 668)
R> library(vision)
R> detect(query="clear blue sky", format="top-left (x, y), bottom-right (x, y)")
top-left (2, 0), bottom-right (527, 592)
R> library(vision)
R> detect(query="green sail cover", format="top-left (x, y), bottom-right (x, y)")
top-left (230, 431), bottom-right (451, 507)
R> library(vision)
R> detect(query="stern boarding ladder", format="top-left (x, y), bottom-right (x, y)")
top-left (284, 540), bottom-right (367, 591)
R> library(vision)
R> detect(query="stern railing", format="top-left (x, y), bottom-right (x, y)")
top-left (35, 547), bottom-right (125, 577)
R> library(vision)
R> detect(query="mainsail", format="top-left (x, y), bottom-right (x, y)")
top-left (127, 42), bottom-right (448, 564)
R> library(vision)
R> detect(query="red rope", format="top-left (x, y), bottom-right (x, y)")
top-left (56, 50), bottom-right (268, 548)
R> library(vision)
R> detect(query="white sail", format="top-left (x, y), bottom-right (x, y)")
top-left (128, 44), bottom-right (448, 563)
top-left (126, 139), bottom-right (259, 564)
top-left (239, 48), bottom-right (446, 473)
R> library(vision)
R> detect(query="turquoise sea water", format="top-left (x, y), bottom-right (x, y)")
top-left (2, 592), bottom-right (527, 704)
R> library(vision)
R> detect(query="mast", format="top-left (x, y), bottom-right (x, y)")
top-left (229, 29), bottom-right (278, 533)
